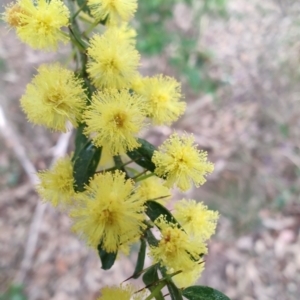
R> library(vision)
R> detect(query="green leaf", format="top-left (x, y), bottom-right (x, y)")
top-left (97, 244), bottom-right (118, 270)
top-left (143, 264), bottom-right (160, 286)
top-left (72, 141), bottom-right (102, 192)
top-left (126, 138), bottom-right (157, 173)
top-left (145, 200), bottom-right (178, 225)
top-left (72, 123), bottom-right (89, 160)
top-left (166, 281), bottom-right (183, 300)
top-left (133, 239), bottom-right (147, 279)
top-left (145, 228), bottom-right (159, 247)
top-left (182, 286), bottom-right (231, 300)
top-left (143, 264), bottom-right (164, 300)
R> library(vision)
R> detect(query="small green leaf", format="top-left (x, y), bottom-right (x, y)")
top-left (73, 141), bottom-right (101, 192)
top-left (143, 264), bottom-right (160, 286)
top-left (145, 200), bottom-right (178, 225)
top-left (72, 123), bottom-right (89, 160)
top-left (182, 286), bottom-right (231, 300)
top-left (133, 239), bottom-right (147, 279)
top-left (143, 264), bottom-right (164, 300)
top-left (127, 138), bottom-right (157, 173)
top-left (97, 244), bottom-right (118, 270)
top-left (166, 281), bottom-right (183, 300)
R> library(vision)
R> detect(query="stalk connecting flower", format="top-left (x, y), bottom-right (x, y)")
top-left (152, 133), bottom-right (214, 191)
top-left (20, 63), bottom-right (86, 132)
top-left (4, 0), bottom-right (70, 50)
top-left (71, 171), bottom-right (146, 253)
top-left (83, 88), bottom-right (147, 155)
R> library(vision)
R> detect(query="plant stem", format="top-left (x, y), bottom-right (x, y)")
top-left (134, 171), bottom-right (155, 182)
top-left (71, 0), bottom-right (88, 21)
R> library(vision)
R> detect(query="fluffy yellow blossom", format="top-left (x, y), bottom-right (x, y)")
top-left (174, 199), bottom-right (219, 240)
top-left (71, 171), bottom-right (146, 252)
top-left (135, 175), bottom-right (171, 204)
top-left (138, 75), bottom-right (186, 125)
top-left (105, 24), bottom-right (137, 44)
top-left (88, 0), bottom-right (137, 25)
top-left (2, 3), bottom-right (27, 27)
top-left (84, 89), bottom-right (147, 156)
top-left (37, 156), bottom-right (75, 208)
top-left (152, 133), bottom-right (214, 191)
top-left (20, 64), bottom-right (86, 132)
top-left (173, 262), bottom-right (205, 288)
top-left (149, 216), bottom-right (207, 273)
top-left (6, 0), bottom-right (69, 51)
top-left (131, 74), bottom-right (144, 93)
top-left (98, 284), bottom-right (146, 300)
top-left (87, 30), bottom-right (140, 89)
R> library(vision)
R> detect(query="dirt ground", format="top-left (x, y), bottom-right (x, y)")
top-left (1, 0), bottom-right (300, 299)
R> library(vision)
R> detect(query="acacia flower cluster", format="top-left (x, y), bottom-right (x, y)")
top-left (3, 0), bottom-right (223, 298)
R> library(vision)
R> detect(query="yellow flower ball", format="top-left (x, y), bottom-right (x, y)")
top-left (70, 171), bottom-right (146, 252)
top-left (20, 63), bottom-right (87, 132)
top-left (149, 216), bottom-right (207, 273)
top-left (135, 175), bottom-right (171, 204)
top-left (5, 0), bottom-right (70, 51)
top-left (83, 89), bottom-right (147, 156)
top-left (137, 75), bottom-right (186, 125)
top-left (174, 199), bottom-right (219, 240)
top-left (37, 156), bottom-right (76, 208)
top-left (88, 0), bottom-right (137, 25)
top-left (87, 29), bottom-right (140, 89)
top-left (152, 133), bottom-right (214, 191)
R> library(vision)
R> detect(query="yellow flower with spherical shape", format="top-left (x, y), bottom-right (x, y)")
top-left (70, 171), bottom-right (146, 253)
top-left (149, 216), bottom-right (207, 272)
top-left (174, 199), bottom-right (219, 240)
top-left (20, 63), bottom-right (87, 132)
top-left (135, 175), bottom-right (171, 204)
top-left (137, 75), bottom-right (186, 125)
top-left (88, 0), bottom-right (137, 25)
top-left (37, 156), bottom-right (76, 208)
top-left (152, 133), bottom-right (214, 191)
top-left (5, 0), bottom-right (70, 51)
top-left (83, 89), bottom-right (147, 156)
top-left (87, 30), bottom-right (140, 89)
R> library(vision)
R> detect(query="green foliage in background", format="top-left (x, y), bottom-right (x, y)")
top-left (0, 285), bottom-right (27, 300)
top-left (135, 0), bottom-right (227, 92)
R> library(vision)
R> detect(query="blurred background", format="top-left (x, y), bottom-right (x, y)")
top-left (1, 0), bottom-right (300, 299)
